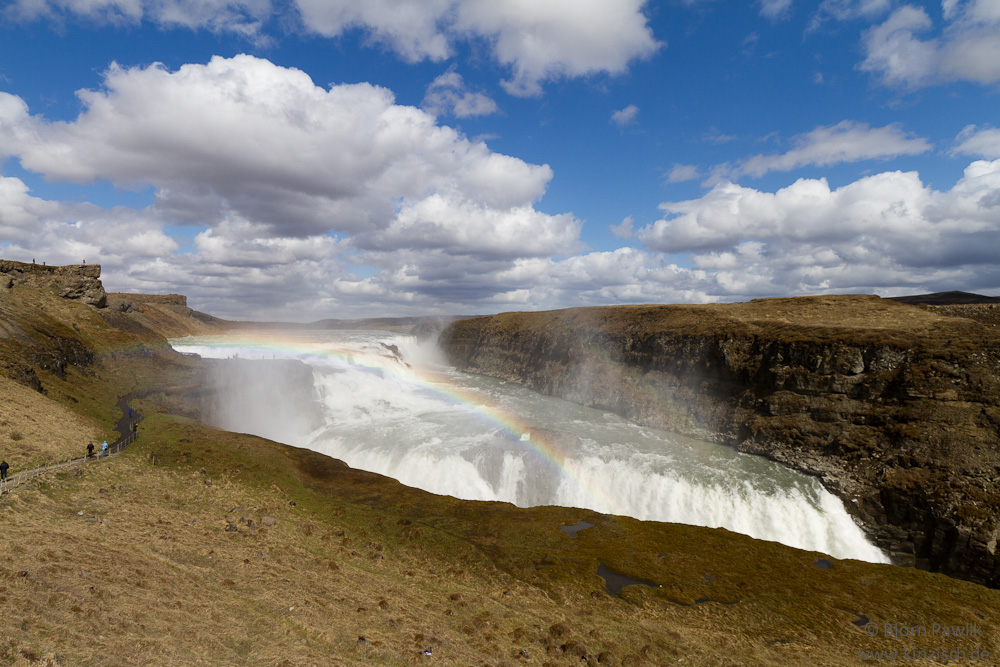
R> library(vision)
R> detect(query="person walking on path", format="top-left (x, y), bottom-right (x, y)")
top-left (87, 442), bottom-right (95, 458)
top-left (101, 441), bottom-right (108, 458)
top-left (0, 460), bottom-right (8, 482)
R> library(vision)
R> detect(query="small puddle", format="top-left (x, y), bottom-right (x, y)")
top-left (596, 564), bottom-right (741, 605)
top-left (596, 563), bottom-right (658, 596)
top-left (560, 520), bottom-right (594, 538)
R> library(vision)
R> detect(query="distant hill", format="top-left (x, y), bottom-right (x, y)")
top-left (888, 290), bottom-right (1000, 305)
top-left (220, 314), bottom-right (473, 335)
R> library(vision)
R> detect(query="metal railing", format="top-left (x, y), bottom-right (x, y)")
top-left (0, 410), bottom-right (143, 495)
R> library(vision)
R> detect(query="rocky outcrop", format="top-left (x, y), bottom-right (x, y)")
top-left (438, 296), bottom-right (1000, 588)
top-left (108, 293), bottom-right (188, 309)
top-left (1, 260), bottom-right (107, 308)
top-left (0, 260), bottom-right (228, 394)
top-left (106, 292), bottom-right (232, 337)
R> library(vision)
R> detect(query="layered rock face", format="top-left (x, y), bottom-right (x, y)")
top-left (1, 260), bottom-right (107, 307)
top-left (439, 296), bottom-right (1000, 587)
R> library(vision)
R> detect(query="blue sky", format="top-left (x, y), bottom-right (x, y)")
top-left (1, 1), bottom-right (999, 320)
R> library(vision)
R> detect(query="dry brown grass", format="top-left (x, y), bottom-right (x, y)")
top-left (0, 444), bottom-right (688, 666)
top-left (2, 410), bottom-right (997, 666)
top-left (472, 294), bottom-right (994, 348)
top-left (3, 274), bottom-right (1000, 666)
top-left (0, 376), bottom-right (107, 470)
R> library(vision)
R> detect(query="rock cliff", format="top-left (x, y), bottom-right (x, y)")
top-left (1, 259), bottom-right (107, 307)
top-left (0, 260), bottom-right (231, 393)
top-left (106, 292), bottom-right (232, 337)
top-left (438, 295), bottom-right (1000, 587)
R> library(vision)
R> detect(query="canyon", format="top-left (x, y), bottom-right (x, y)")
top-left (439, 296), bottom-right (1000, 587)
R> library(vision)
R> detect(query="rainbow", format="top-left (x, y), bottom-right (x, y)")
top-left (169, 330), bottom-right (630, 516)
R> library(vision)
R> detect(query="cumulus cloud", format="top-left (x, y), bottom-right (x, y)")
top-left (2, 55), bottom-right (555, 243)
top-left (861, 1), bottom-right (1000, 88)
top-left (638, 160), bottom-right (1000, 295)
top-left (5, 159), bottom-right (1000, 318)
top-left (6, 0), bottom-right (660, 95)
top-left (610, 215), bottom-right (634, 239)
top-left (610, 104), bottom-right (639, 128)
top-left (0, 55), bottom-right (601, 318)
top-left (714, 121), bottom-right (931, 181)
top-left (422, 69), bottom-right (498, 118)
top-left (290, 0), bottom-right (662, 95)
top-left (953, 125), bottom-right (1000, 159)
top-left (356, 193), bottom-right (582, 260)
top-left (0, 174), bottom-right (178, 264)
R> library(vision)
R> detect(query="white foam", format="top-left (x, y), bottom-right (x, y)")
top-left (170, 330), bottom-right (890, 564)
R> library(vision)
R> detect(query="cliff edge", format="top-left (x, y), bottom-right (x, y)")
top-left (1, 259), bottom-right (107, 307)
top-left (0, 260), bottom-right (231, 393)
top-left (439, 295), bottom-right (1000, 587)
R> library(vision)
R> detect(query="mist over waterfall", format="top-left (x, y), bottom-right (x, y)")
top-left (171, 330), bottom-right (888, 564)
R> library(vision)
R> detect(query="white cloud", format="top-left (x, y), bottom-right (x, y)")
top-left (953, 125), bottom-right (1000, 159)
top-left (805, 0), bottom-right (895, 35)
top-left (5, 0), bottom-right (143, 24)
top-left (721, 121), bottom-right (931, 180)
top-left (5, 0), bottom-right (271, 35)
top-left (861, 2), bottom-right (1000, 88)
top-left (610, 215), bottom-right (634, 239)
top-left (294, 0), bottom-right (662, 96)
top-left (760, 0), bottom-right (793, 20)
top-left (2, 56), bottom-right (553, 242)
top-left (813, 0), bottom-right (893, 23)
top-left (610, 104), bottom-right (639, 128)
top-left (667, 164), bottom-right (701, 183)
top-left (422, 69), bottom-right (498, 118)
top-left (7, 0), bottom-right (661, 95)
top-left (356, 193), bottom-right (582, 260)
top-left (637, 160), bottom-right (1000, 295)
top-left (0, 55), bottom-right (599, 319)
top-left (5, 160), bottom-right (1000, 318)
top-left (0, 174), bottom-right (178, 264)
top-left (191, 217), bottom-right (342, 267)
top-left (0, 175), bottom-right (61, 244)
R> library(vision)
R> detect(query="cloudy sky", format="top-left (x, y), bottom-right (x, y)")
top-left (1, 1), bottom-right (999, 320)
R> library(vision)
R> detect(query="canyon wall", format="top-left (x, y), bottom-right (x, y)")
top-left (1, 260), bottom-right (107, 307)
top-left (438, 295), bottom-right (1000, 587)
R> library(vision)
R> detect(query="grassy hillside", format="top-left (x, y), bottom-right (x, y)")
top-left (2, 266), bottom-right (998, 665)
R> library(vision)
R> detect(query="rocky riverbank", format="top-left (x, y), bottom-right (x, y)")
top-left (438, 296), bottom-right (1000, 588)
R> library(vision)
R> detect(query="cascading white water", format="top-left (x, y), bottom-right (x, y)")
top-left (171, 330), bottom-right (889, 564)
